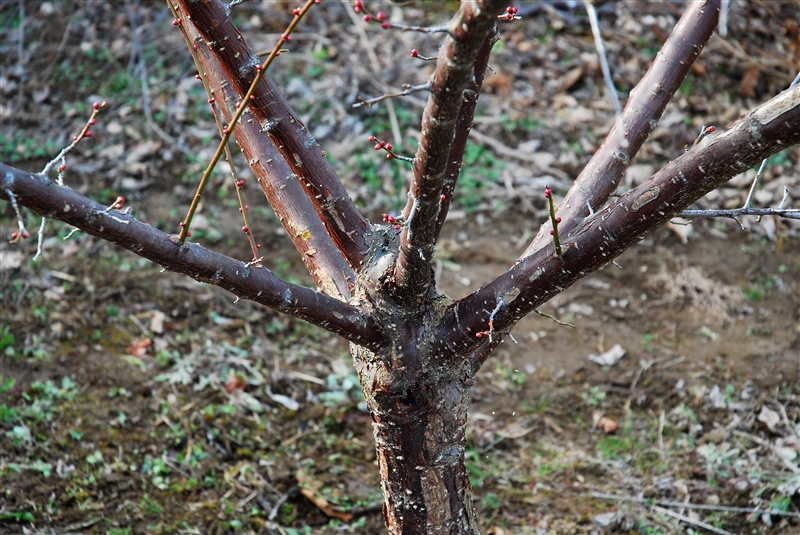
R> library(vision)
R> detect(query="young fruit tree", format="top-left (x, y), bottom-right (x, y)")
top-left (2, 0), bottom-right (800, 533)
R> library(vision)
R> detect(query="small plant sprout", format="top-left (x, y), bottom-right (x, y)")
top-left (545, 186), bottom-right (563, 257)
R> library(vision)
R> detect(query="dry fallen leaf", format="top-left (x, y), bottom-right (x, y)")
top-left (126, 338), bottom-right (152, 357)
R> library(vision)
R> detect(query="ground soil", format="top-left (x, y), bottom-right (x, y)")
top-left (1, 1), bottom-right (799, 534)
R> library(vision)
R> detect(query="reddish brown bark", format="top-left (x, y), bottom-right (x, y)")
top-left (2, 1), bottom-right (799, 534)
top-left (523, 0), bottom-right (722, 258)
top-left (174, 0), bottom-right (370, 269)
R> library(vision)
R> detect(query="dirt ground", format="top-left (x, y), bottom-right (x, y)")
top-left (2, 1), bottom-right (800, 534)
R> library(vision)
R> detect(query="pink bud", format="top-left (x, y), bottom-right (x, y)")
top-left (89, 118), bottom-right (96, 125)
top-left (440, 194), bottom-right (446, 201)
top-left (186, 231), bottom-right (192, 237)
top-left (21, 231), bottom-right (29, 239)
top-left (410, 49), bottom-right (418, 57)
top-left (236, 180), bottom-right (245, 188)
top-left (58, 164), bottom-right (66, 172)
top-left (369, 135), bottom-right (377, 142)
top-left (555, 217), bottom-right (561, 224)
top-left (549, 230), bottom-right (555, 235)
top-left (257, 243), bottom-right (262, 249)
top-left (282, 34), bottom-right (291, 42)
top-left (376, 12), bottom-right (386, 21)
top-left (10, 232), bottom-right (17, 240)
top-left (293, 7), bottom-right (302, 15)
top-left (195, 74), bottom-right (201, 79)
top-left (394, 224), bottom-right (401, 230)
top-left (242, 226), bottom-right (249, 232)
top-left (706, 125), bottom-right (716, 132)
top-left (363, 14), bottom-right (371, 22)
top-left (179, 222), bottom-right (185, 227)
top-left (386, 153), bottom-right (393, 159)
top-left (173, 19), bottom-right (181, 26)
top-left (385, 143), bottom-right (393, 151)
top-left (382, 21), bottom-right (390, 29)
top-left (93, 102), bottom-right (101, 110)
top-left (354, 6), bottom-right (362, 13)
top-left (208, 97), bottom-right (216, 104)
top-left (84, 131), bottom-right (92, 138)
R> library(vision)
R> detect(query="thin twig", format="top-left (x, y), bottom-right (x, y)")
top-left (589, 493), bottom-right (800, 520)
top-left (583, 0), bottom-right (621, 116)
top-left (353, 83), bottom-right (431, 108)
top-left (533, 308), bottom-right (576, 329)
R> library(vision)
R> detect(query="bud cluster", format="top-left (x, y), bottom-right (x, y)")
top-left (369, 135), bottom-right (398, 160)
top-left (353, 1), bottom-right (391, 30)
top-left (499, 7), bottom-right (520, 21)
top-left (381, 213), bottom-right (403, 231)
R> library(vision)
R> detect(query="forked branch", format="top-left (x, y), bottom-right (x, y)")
top-left (441, 84), bottom-right (800, 364)
top-left (522, 0), bottom-right (722, 258)
top-left (393, 0), bottom-right (508, 305)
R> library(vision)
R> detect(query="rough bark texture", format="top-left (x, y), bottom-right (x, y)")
top-left (176, 0), bottom-right (370, 269)
top-left (523, 0), bottom-right (722, 257)
top-left (2, 1), bottom-right (799, 534)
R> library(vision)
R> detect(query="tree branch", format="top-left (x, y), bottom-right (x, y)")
top-left (521, 0), bottom-right (722, 258)
top-left (184, 19), bottom-right (356, 301)
top-left (439, 84), bottom-right (800, 365)
top-left (0, 163), bottom-right (385, 352)
top-left (175, 0), bottom-right (370, 269)
top-left (434, 31), bottom-right (497, 241)
top-left (393, 0), bottom-right (507, 305)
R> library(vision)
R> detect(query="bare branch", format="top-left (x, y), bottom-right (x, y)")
top-left (176, 0), bottom-right (370, 269)
top-left (522, 0), bottom-right (722, 259)
top-left (185, 19), bottom-right (356, 301)
top-left (434, 32), bottom-right (497, 240)
top-left (393, 0), bottom-right (507, 305)
top-left (0, 163), bottom-right (384, 352)
top-left (440, 84), bottom-right (800, 365)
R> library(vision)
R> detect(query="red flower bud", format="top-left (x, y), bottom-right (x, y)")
top-left (376, 12), bottom-right (386, 21)
top-left (440, 194), bottom-right (446, 201)
top-left (208, 97), bottom-right (216, 104)
top-left (257, 243), bottom-right (262, 249)
top-left (385, 143), bottom-right (393, 151)
top-left (382, 21), bottom-right (390, 29)
top-left (93, 102), bottom-right (101, 110)
top-left (236, 180), bottom-right (245, 188)
top-left (173, 18), bottom-right (181, 26)
top-left (242, 226), bottom-right (249, 232)
top-left (550, 230), bottom-right (555, 235)
top-left (84, 131), bottom-right (93, 138)
top-left (386, 153), bottom-right (393, 159)
top-left (555, 217), bottom-right (561, 224)
top-left (410, 49), bottom-right (418, 57)
top-left (363, 14), bottom-right (371, 22)
top-left (58, 164), bottom-right (66, 172)
top-left (394, 224), bottom-right (401, 230)
top-left (89, 118), bottom-right (96, 125)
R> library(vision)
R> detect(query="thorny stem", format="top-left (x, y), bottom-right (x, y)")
top-left (166, 0), bottom-right (261, 261)
top-left (175, 0), bottom-right (317, 244)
